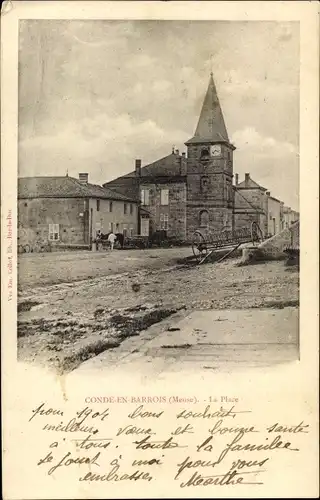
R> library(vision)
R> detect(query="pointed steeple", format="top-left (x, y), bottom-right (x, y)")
top-left (186, 73), bottom-right (229, 144)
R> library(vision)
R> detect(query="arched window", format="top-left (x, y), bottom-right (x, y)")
top-left (200, 148), bottom-right (210, 160)
top-left (199, 210), bottom-right (209, 228)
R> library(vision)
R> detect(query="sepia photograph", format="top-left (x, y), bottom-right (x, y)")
top-left (17, 19), bottom-right (300, 376)
top-left (2, 3), bottom-right (319, 498)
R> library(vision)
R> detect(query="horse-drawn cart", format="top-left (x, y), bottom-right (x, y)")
top-left (192, 221), bottom-right (263, 264)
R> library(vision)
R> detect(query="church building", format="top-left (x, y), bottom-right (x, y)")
top-left (104, 73), bottom-right (297, 240)
top-left (104, 73), bottom-right (235, 240)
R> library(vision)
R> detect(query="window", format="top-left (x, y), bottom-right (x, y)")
top-left (109, 222), bottom-right (114, 233)
top-left (200, 148), bottom-right (210, 159)
top-left (160, 214), bottom-right (169, 230)
top-left (24, 202), bottom-right (28, 207)
top-left (199, 210), bottom-right (209, 228)
top-left (109, 201), bottom-right (113, 212)
top-left (201, 177), bottom-right (209, 193)
top-left (160, 188), bottom-right (169, 206)
top-left (124, 203), bottom-right (127, 214)
top-left (129, 228), bottom-right (134, 237)
top-left (116, 223), bottom-right (119, 232)
top-left (123, 228), bottom-right (127, 237)
top-left (49, 224), bottom-right (59, 241)
top-left (141, 189), bottom-right (149, 205)
top-left (130, 204), bottom-right (133, 215)
top-left (96, 199), bottom-right (100, 212)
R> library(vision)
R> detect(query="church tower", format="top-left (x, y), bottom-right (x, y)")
top-left (185, 73), bottom-right (235, 238)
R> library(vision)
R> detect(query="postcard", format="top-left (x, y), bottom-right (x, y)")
top-left (1, 1), bottom-right (319, 498)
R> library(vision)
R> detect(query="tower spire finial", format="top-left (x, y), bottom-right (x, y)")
top-left (185, 70), bottom-right (229, 145)
top-left (210, 54), bottom-right (214, 77)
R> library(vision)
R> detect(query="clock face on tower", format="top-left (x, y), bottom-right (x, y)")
top-left (211, 145), bottom-right (222, 157)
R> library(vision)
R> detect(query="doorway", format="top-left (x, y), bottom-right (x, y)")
top-left (140, 218), bottom-right (150, 236)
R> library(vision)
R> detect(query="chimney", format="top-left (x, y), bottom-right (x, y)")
top-left (175, 149), bottom-right (179, 155)
top-left (135, 159), bottom-right (142, 177)
top-left (245, 173), bottom-right (250, 186)
top-left (182, 152), bottom-right (186, 158)
top-left (235, 173), bottom-right (239, 185)
top-left (266, 191), bottom-right (270, 196)
top-left (79, 173), bottom-right (88, 184)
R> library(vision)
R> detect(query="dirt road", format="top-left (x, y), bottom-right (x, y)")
top-left (18, 248), bottom-right (299, 374)
top-left (18, 247), bottom-right (192, 289)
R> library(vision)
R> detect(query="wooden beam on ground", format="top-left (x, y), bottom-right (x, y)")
top-left (198, 249), bottom-right (214, 265)
top-left (216, 243), bottom-right (241, 263)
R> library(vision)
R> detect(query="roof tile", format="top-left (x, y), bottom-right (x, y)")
top-left (18, 176), bottom-right (137, 202)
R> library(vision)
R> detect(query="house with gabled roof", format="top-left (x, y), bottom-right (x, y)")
top-left (233, 172), bottom-right (269, 235)
top-left (234, 173), bottom-right (285, 237)
top-left (18, 173), bottom-right (139, 251)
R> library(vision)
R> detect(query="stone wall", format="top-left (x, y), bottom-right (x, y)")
top-left (140, 181), bottom-right (186, 238)
top-left (186, 143), bottom-right (233, 238)
top-left (18, 198), bottom-right (87, 248)
top-left (18, 196), bottom-right (139, 250)
top-left (186, 206), bottom-right (232, 239)
top-left (233, 211), bottom-right (260, 229)
top-left (234, 188), bottom-right (267, 235)
top-left (242, 221), bottom-right (300, 262)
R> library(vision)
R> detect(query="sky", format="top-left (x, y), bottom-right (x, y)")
top-left (18, 20), bottom-right (299, 210)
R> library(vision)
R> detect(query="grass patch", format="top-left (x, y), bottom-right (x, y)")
top-left (19, 306), bottom-right (179, 373)
top-left (254, 299), bottom-right (299, 309)
top-left (18, 300), bottom-right (40, 312)
top-left (17, 323), bottom-right (36, 338)
top-left (58, 338), bottom-right (121, 373)
top-left (161, 344), bottom-right (192, 349)
top-left (109, 308), bottom-right (177, 337)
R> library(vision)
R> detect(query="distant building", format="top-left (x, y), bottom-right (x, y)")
top-left (266, 191), bottom-right (282, 237)
top-left (18, 173), bottom-right (138, 250)
top-left (233, 173), bottom-right (268, 236)
top-left (104, 72), bottom-right (298, 240)
top-left (283, 206), bottom-right (299, 229)
top-left (234, 173), bottom-right (291, 237)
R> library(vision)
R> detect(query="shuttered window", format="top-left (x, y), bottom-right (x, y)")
top-left (141, 189), bottom-right (149, 205)
top-left (49, 224), bottom-right (59, 241)
top-left (160, 189), bottom-right (169, 206)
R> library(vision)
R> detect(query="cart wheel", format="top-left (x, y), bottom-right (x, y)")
top-left (192, 231), bottom-right (208, 262)
top-left (251, 222), bottom-right (263, 244)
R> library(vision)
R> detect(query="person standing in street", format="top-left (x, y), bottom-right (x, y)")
top-left (108, 231), bottom-right (117, 251)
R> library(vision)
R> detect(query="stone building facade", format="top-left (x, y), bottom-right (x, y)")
top-left (234, 173), bottom-right (285, 238)
top-left (104, 73), bottom-right (299, 241)
top-left (18, 174), bottom-right (138, 250)
top-left (283, 206), bottom-right (299, 229)
top-left (106, 73), bottom-right (236, 240)
top-left (233, 175), bottom-right (266, 232)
